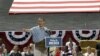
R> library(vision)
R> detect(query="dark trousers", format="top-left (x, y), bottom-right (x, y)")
top-left (97, 50), bottom-right (100, 56)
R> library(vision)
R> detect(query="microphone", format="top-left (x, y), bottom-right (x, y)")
top-left (45, 30), bottom-right (51, 36)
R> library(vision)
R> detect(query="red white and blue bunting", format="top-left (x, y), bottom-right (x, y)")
top-left (72, 30), bottom-right (99, 42)
top-left (5, 30), bottom-right (66, 45)
top-left (51, 30), bottom-right (66, 38)
top-left (5, 30), bottom-right (100, 45)
top-left (5, 31), bottom-right (31, 45)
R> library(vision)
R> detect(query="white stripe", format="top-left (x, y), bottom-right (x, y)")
top-left (9, 7), bottom-right (100, 12)
top-left (12, 2), bottom-right (100, 7)
top-left (14, 0), bottom-right (99, 2)
top-left (12, 31), bottom-right (26, 38)
top-left (79, 30), bottom-right (93, 37)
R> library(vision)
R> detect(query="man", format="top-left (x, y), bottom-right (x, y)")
top-left (0, 38), bottom-right (3, 51)
top-left (21, 47), bottom-right (28, 56)
top-left (10, 45), bottom-right (22, 56)
top-left (65, 38), bottom-right (77, 56)
top-left (72, 46), bottom-right (83, 56)
top-left (23, 18), bottom-right (50, 56)
top-left (29, 43), bottom-right (34, 54)
top-left (0, 38), bottom-right (5, 49)
top-left (60, 46), bottom-right (68, 56)
top-left (25, 46), bottom-right (34, 56)
top-left (0, 38), bottom-right (7, 56)
top-left (84, 46), bottom-right (94, 56)
top-left (0, 44), bottom-right (3, 56)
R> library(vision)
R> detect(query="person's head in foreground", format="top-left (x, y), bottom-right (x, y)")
top-left (23, 47), bottom-right (28, 52)
top-left (29, 43), bottom-right (34, 47)
top-left (84, 46), bottom-right (95, 56)
top-left (0, 38), bottom-right (3, 45)
top-left (29, 43), bottom-right (34, 49)
top-left (27, 46), bottom-right (32, 53)
top-left (69, 38), bottom-right (72, 43)
top-left (73, 45), bottom-right (81, 53)
top-left (13, 45), bottom-right (19, 52)
top-left (37, 17), bottom-right (46, 27)
top-left (0, 46), bottom-right (3, 53)
top-left (87, 46), bottom-right (92, 54)
top-left (87, 46), bottom-right (93, 54)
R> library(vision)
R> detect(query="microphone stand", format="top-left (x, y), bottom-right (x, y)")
top-left (45, 30), bottom-right (51, 56)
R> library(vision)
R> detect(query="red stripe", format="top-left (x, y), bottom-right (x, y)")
top-left (13, 1), bottom-right (100, 4)
top-left (11, 6), bottom-right (100, 9)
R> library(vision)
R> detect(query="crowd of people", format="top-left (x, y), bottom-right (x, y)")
top-left (54, 38), bottom-right (99, 56)
top-left (0, 38), bottom-right (34, 56)
top-left (0, 37), bottom-right (99, 56)
top-left (9, 44), bottom-right (34, 56)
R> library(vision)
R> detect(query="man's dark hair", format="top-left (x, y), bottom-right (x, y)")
top-left (38, 17), bottom-right (46, 21)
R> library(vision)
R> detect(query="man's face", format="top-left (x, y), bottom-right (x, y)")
top-left (23, 47), bottom-right (27, 52)
top-left (14, 46), bottom-right (19, 51)
top-left (37, 18), bottom-right (45, 27)
top-left (87, 47), bottom-right (91, 53)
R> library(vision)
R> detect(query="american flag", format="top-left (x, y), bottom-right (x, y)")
top-left (9, 0), bottom-right (100, 14)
